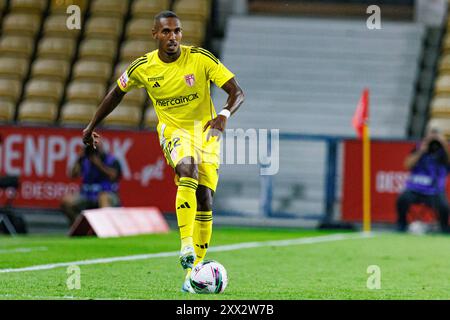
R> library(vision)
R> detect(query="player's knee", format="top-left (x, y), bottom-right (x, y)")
top-left (176, 159), bottom-right (198, 180)
top-left (197, 186), bottom-right (214, 211)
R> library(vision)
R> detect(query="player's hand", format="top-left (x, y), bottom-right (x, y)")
top-left (203, 115), bottom-right (227, 141)
top-left (82, 128), bottom-right (100, 149)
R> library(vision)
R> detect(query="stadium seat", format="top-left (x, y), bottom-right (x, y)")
top-left (60, 102), bottom-right (96, 125)
top-left (0, 36), bottom-right (34, 58)
top-left (72, 60), bottom-right (111, 83)
top-left (37, 37), bottom-right (76, 60)
top-left (0, 79), bottom-right (22, 103)
top-left (90, 0), bottom-right (128, 18)
top-left (126, 18), bottom-right (154, 40)
top-left (131, 0), bottom-right (169, 19)
top-left (427, 118), bottom-right (450, 138)
top-left (18, 100), bottom-right (58, 124)
top-left (10, 0), bottom-right (47, 14)
top-left (31, 58), bottom-right (70, 82)
top-left (120, 40), bottom-right (157, 62)
top-left (78, 39), bottom-right (117, 63)
top-left (180, 19), bottom-right (205, 46)
top-left (50, 0), bottom-right (87, 15)
top-left (439, 54), bottom-right (450, 74)
top-left (84, 16), bottom-right (123, 40)
top-left (24, 79), bottom-right (64, 104)
top-left (2, 13), bottom-right (41, 37)
top-left (0, 57), bottom-right (29, 80)
top-left (0, 98), bottom-right (16, 122)
top-left (103, 105), bottom-right (142, 128)
top-left (434, 75), bottom-right (450, 95)
top-left (121, 87), bottom-right (147, 107)
top-left (173, 0), bottom-right (210, 21)
top-left (43, 15), bottom-right (81, 39)
top-left (443, 35), bottom-right (450, 54)
top-left (144, 106), bottom-right (158, 128)
top-left (430, 96), bottom-right (450, 117)
top-left (66, 81), bottom-right (106, 104)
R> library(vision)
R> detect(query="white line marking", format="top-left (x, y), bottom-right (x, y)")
top-left (0, 247), bottom-right (48, 254)
top-left (0, 293), bottom-right (137, 300)
top-left (0, 232), bottom-right (374, 274)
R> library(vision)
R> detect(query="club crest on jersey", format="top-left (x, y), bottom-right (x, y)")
top-left (184, 74), bottom-right (195, 87)
top-left (119, 72), bottom-right (129, 88)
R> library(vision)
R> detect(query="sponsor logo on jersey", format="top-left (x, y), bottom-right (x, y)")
top-left (155, 93), bottom-right (199, 107)
top-left (184, 74), bottom-right (195, 87)
top-left (148, 76), bottom-right (165, 82)
top-left (119, 72), bottom-right (129, 88)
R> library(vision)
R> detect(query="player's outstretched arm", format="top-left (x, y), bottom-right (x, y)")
top-left (203, 78), bottom-right (245, 139)
top-left (82, 84), bottom-right (126, 147)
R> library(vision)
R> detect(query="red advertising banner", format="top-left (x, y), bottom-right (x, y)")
top-left (342, 140), bottom-right (450, 223)
top-left (0, 126), bottom-right (176, 212)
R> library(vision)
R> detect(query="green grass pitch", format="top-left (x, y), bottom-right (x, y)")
top-left (1, 227), bottom-right (450, 300)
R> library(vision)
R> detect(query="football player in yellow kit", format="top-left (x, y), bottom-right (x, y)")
top-left (82, 11), bottom-right (245, 293)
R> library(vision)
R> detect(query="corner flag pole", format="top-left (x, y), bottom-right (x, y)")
top-left (352, 88), bottom-right (371, 233)
top-left (362, 123), bottom-right (371, 233)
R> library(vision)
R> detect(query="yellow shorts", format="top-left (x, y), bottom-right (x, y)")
top-left (159, 124), bottom-right (220, 192)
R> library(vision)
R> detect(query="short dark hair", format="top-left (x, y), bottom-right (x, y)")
top-left (154, 10), bottom-right (179, 24)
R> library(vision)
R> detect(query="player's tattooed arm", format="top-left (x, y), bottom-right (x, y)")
top-left (203, 78), bottom-right (245, 140)
top-left (82, 84), bottom-right (126, 148)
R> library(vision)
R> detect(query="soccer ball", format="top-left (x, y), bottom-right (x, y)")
top-left (190, 260), bottom-right (228, 294)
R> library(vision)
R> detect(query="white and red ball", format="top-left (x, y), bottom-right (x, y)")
top-left (190, 260), bottom-right (228, 294)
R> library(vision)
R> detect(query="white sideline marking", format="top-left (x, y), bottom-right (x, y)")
top-left (0, 293), bottom-right (138, 300)
top-left (0, 232), bottom-right (374, 274)
top-left (0, 247), bottom-right (48, 254)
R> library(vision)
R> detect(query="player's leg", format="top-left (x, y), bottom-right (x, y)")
top-left (396, 190), bottom-right (419, 231)
top-left (194, 185), bottom-right (214, 266)
top-left (97, 192), bottom-right (121, 208)
top-left (175, 157), bottom-right (199, 269)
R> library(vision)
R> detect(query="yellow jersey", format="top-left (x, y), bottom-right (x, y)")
top-left (117, 45), bottom-right (235, 133)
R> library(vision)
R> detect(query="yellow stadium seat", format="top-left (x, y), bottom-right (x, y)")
top-left (180, 19), bottom-right (205, 46)
top-left (37, 37), bottom-right (76, 60)
top-left (0, 36), bottom-right (34, 58)
top-left (427, 117), bottom-right (450, 139)
top-left (10, 0), bottom-right (47, 14)
top-left (0, 57), bottom-right (29, 80)
top-left (72, 60), bottom-right (112, 83)
top-left (131, 0), bottom-right (169, 19)
top-left (126, 18), bottom-right (154, 40)
top-left (60, 102), bottom-right (96, 125)
top-left (104, 105), bottom-right (142, 128)
top-left (2, 13), bottom-right (41, 37)
top-left (173, 0), bottom-right (210, 21)
top-left (120, 40), bottom-right (157, 62)
top-left (50, 0), bottom-right (87, 15)
top-left (144, 105), bottom-right (158, 128)
top-left (0, 98), bottom-right (15, 122)
top-left (91, 0), bottom-right (127, 18)
top-left (430, 96), bottom-right (450, 117)
top-left (31, 58), bottom-right (70, 81)
top-left (66, 80), bottom-right (106, 104)
top-left (0, 79), bottom-right (22, 103)
top-left (18, 100), bottom-right (58, 123)
top-left (121, 87), bottom-right (147, 107)
top-left (24, 79), bottom-right (65, 103)
top-left (444, 35), bottom-right (450, 54)
top-left (439, 55), bottom-right (450, 74)
top-left (43, 14), bottom-right (81, 39)
top-left (435, 75), bottom-right (450, 95)
top-left (84, 16), bottom-right (123, 40)
top-left (79, 39), bottom-right (117, 63)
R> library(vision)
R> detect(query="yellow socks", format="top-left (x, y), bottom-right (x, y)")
top-left (193, 210), bottom-right (213, 266)
top-left (176, 177), bottom-right (198, 248)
